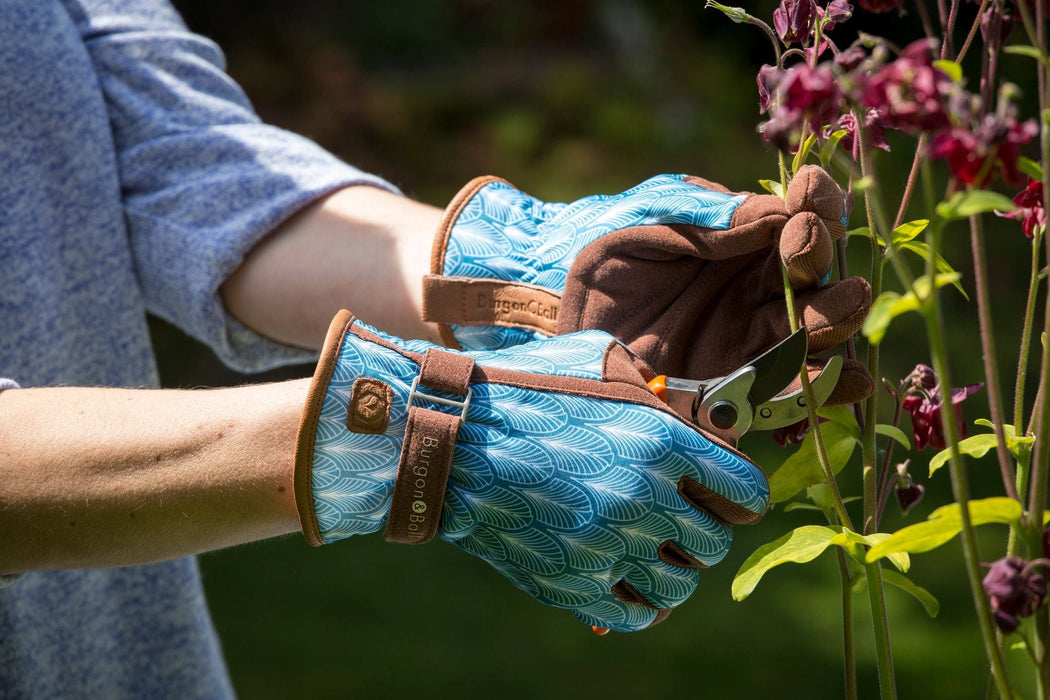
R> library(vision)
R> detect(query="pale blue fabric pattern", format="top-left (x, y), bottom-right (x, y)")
top-left (442, 174), bottom-right (747, 349)
top-left (308, 322), bottom-right (769, 631)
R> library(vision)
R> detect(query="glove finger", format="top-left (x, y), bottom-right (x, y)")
top-left (794, 277), bottom-right (872, 353)
top-left (617, 562), bottom-right (700, 610)
top-left (787, 165), bottom-right (846, 240)
top-left (780, 211), bottom-right (834, 289)
top-left (778, 356), bottom-right (876, 407)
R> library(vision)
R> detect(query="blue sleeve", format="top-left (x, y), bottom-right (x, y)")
top-left (60, 0), bottom-right (402, 371)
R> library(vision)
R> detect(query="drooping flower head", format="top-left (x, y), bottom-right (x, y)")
top-left (983, 556), bottom-right (1048, 634)
top-left (1000, 178), bottom-right (1047, 238)
top-left (928, 113), bottom-right (1038, 186)
top-left (774, 0), bottom-right (818, 45)
top-left (894, 461), bottom-right (925, 515)
top-left (900, 364), bottom-right (983, 451)
top-left (759, 62), bottom-right (845, 151)
top-left (827, 109), bottom-right (889, 158)
top-left (861, 39), bottom-right (956, 134)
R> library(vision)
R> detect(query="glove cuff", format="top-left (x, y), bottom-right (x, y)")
top-left (294, 310), bottom-right (476, 546)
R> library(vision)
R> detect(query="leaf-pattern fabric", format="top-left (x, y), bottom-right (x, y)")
top-left (306, 320), bottom-right (768, 631)
top-left (442, 174), bottom-right (746, 350)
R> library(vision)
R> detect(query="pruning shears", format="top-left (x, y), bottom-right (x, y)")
top-left (646, 327), bottom-right (842, 445)
top-left (591, 328), bottom-right (842, 637)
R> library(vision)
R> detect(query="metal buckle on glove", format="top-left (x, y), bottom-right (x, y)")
top-left (406, 375), bottom-right (473, 425)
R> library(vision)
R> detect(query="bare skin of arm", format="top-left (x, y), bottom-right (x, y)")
top-left (1, 186), bottom-right (444, 572)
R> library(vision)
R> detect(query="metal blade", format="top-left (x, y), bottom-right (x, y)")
top-left (749, 355), bottom-right (843, 431)
top-left (745, 327), bottom-right (809, 408)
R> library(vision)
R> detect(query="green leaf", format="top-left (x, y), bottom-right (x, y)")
top-left (891, 219), bottom-right (929, 245)
top-left (818, 404), bottom-right (861, 439)
top-left (768, 423), bottom-right (859, 502)
top-left (1018, 156), bottom-right (1044, 181)
top-left (866, 497), bottom-right (1024, 562)
top-left (936, 190), bottom-right (1018, 220)
top-left (898, 241), bottom-right (969, 299)
top-left (928, 434), bottom-right (1000, 477)
top-left (792, 132), bottom-right (818, 174)
top-left (732, 525), bottom-right (840, 600)
top-left (974, 419), bottom-right (1036, 460)
top-left (933, 59), bottom-right (963, 82)
top-left (782, 501), bottom-right (825, 513)
top-left (852, 175), bottom-right (875, 192)
top-left (759, 179), bottom-right (785, 197)
top-left (819, 129), bottom-right (849, 167)
top-left (831, 530), bottom-right (911, 572)
top-left (1003, 45), bottom-right (1050, 67)
top-left (881, 569), bottom-right (940, 617)
top-left (875, 423), bottom-right (911, 450)
top-left (862, 291), bottom-right (921, 345)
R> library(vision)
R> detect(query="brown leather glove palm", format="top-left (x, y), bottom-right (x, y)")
top-left (423, 165), bottom-right (873, 405)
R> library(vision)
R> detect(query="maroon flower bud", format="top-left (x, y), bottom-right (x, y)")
top-left (983, 556), bottom-right (1048, 634)
top-left (774, 0), bottom-right (817, 45)
top-left (910, 364), bottom-right (937, 390)
top-left (829, 110), bottom-right (889, 158)
top-left (773, 418), bottom-right (811, 447)
top-left (981, 4), bottom-right (1015, 50)
top-left (894, 462), bottom-right (924, 515)
top-left (826, 0), bottom-right (854, 26)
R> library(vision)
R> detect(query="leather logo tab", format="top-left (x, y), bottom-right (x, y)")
top-left (347, 378), bottom-right (391, 435)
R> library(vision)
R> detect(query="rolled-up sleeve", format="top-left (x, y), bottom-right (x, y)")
top-left (62, 0), bottom-right (400, 371)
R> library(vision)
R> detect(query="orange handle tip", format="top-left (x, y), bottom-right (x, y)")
top-left (647, 375), bottom-right (668, 404)
top-left (591, 626), bottom-right (611, 636)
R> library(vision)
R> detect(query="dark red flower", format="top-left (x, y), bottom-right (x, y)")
top-left (760, 63), bottom-right (845, 151)
top-left (773, 418), bottom-right (812, 446)
top-left (828, 110), bottom-right (889, 157)
top-left (834, 45), bottom-right (867, 72)
top-left (1001, 178), bottom-right (1047, 238)
top-left (861, 39), bottom-right (955, 134)
top-left (857, 0), bottom-right (902, 12)
top-left (774, 0), bottom-right (817, 45)
top-left (757, 64), bottom-right (779, 114)
top-left (901, 364), bottom-right (983, 451)
top-left (983, 556), bottom-right (1047, 634)
top-left (927, 115), bottom-right (1038, 186)
top-left (981, 4), bottom-right (1015, 50)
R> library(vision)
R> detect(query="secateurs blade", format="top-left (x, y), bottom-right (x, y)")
top-left (647, 327), bottom-right (842, 444)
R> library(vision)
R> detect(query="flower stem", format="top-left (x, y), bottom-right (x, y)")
top-left (1014, 227), bottom-right (1044, 433)
top-left (855, 117), bottom-right (898, 700)
top-left (836, 549), bottom-right (858, 700)
top-left (968, 213), bottom-right (1020, 502)
top-left (923, 218), bottom-right (1015, 699)
top-left (956, 0), bottom-right (991, 65)
top-left (865, 561), bottom-right (898, 700)
top-left (780, 262), bottom-right (854, 530)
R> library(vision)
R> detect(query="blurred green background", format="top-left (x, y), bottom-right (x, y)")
top-left (153, 1), bottom-right (1044, 697)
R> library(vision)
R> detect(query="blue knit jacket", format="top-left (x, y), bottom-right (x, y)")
top-left (0, 1), bottom-right (394, 697)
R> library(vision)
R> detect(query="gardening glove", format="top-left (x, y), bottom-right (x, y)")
top-left (294, 309), bottom-right (770, 632)
top-left (423, 165), bottom-right (874, 405)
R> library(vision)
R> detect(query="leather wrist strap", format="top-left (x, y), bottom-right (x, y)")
top-left (384, 349), bottom-right (475, 544)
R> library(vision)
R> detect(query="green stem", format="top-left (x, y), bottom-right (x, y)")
top-left (924, 218), bottom-right (1015, 699)
top-left (865, 562), bottom-right (897, 700)
top-left (854, 117), bottom-right (897, 700)
top-left (780, 263), bottom-right (854, 530)
top-left (968, 213), bottom-right (1019, 502)
top-left (837, 549), bottom-right (858, 700)
top-left (1015, 227), bottom-right (1045, 433)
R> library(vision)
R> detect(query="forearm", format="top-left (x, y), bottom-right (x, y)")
top-left (222, 185), bottom-right (445, 349)
top-left (0, 380), bottom-right (308, 572)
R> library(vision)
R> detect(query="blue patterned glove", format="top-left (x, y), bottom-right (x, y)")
top-left (294, 310), bottom-right (769, 632)
top-left (423, 166), bottom-right (874, 406)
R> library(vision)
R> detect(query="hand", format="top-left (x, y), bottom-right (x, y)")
top-left (423, 165), bottom-right (873, 405)
top-left (294, 310), bottom-right (769, 632)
